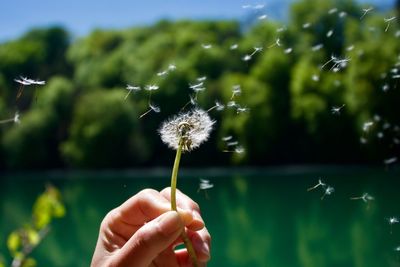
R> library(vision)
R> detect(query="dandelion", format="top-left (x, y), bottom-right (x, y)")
top-left (331, 104), bottom-right (345, 115)
top-left (189, 82), bottom-right (205, 93)
top-left (159, 109), bottom-right (214, 267)
top-left (0, 111), bottom-right (20, 125)
top-left (124, 84), bottom-right (141, 100)
top-left (360, 7), bottom-right (374, 20)
top-left (382, 84), bottom-right (390, 92)
top-left (307, 178), bottom-right (326, 191)
top-left (384, 16), bottom-right (396, 32)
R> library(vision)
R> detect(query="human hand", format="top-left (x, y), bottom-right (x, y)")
top-left (91, 188), bottom-right (211, 267)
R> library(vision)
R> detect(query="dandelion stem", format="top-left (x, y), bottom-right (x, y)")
top-left (170, 138), bottom-right (199, 267)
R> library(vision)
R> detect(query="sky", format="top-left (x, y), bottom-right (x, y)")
top-left (0, 0), bottom-right (395, 42)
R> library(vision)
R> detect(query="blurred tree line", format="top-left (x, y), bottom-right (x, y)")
top-left (0, 0), bottom-right (399, 170)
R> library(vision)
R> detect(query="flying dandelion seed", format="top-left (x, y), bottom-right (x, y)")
top-left (197, 76), bottom-right (207, 82)
top-left (346, 45), bottom-right (355, 51)
top-left (360, 137), bottom-right (368, 144)
top-left (124, 84), bottom-right (141, 100)
top-left (339, 11), bottom-right (347, 18)
top-left (0, 111), bottom-right (20, 125)
top-left (201, 44), bottom-right (212, 49)
top-left (377, 132), bottom-right (384, 139)
top-left (374, 114), bottom-right (381, 122)
top-left (227, 101), bottom-right (237, 108)
top-left (384, 157), bottom-right (398, 165)
top-left (222, 136), bottom-right (233, 142)
top-left (145, 84), bottom-right (159, 91)
top-left (395, 246), bottom-right (400, 252)
top-left (236, 106), bottom-right (250, 114)
top-left (139, 102), bottom-right (161, 119)
top-left (159, 108), bottom-right (214, 152)
top-left (14, 76), bottom-right (45, 100)
top-left (258, 14), bottom-right (268, 20)
top-left (307, 178), bottom-right (326, 191)
top-left (303, 22), bottom-right (312, 29)
top-left (312, 44), bottom-right (324, 52)
top-left (350, 193), bottom-right (375, 203)
top-left (284, 48), bottom-right (293, 54)
top-left (227, 141), bottom-right (239, 147)
top-left (231, 85), bottom-right (242, 99)
top-left (242, 54), bottom-right (252, 61)
top-left (328, 8), bottom-right (338, 14)
top-left (234, 146), bottom-right (245, 154)
top-left (157, 70), bottom-right (168, 77)
top-left (312, 74), bottom-right (320, 82)
top-left (230, 44), bottom-right (239, 50)
top-left (384, 16), bottom-right (396, 32)
top-left (360, 7), bottom-right (374, 20)
top-left (326, 29), bottom-right (334, 38)
top-left (207, 101), bottom-right (225, 112)
top-left (382, 84), bottom-right (390, 92)
top-left (168, 64), bottom-right (177, 71)
top-left (388, 217), bottom-right (399, 234)
top-left (198, 179), bottom-right (214, 191)
top-left (363, 121), bottom-right (374, 132)
top-left (321, 186), bottom-right (334, 200)
top-left (268, 38), bottom-right (281, 48)
top-left (276, 27), bottom-right (286, 33)
top-left (331, 104), bottom-right (345, 115)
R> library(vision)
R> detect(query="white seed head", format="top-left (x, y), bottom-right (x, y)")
top-left (159, 108), bottom-right (214, 152)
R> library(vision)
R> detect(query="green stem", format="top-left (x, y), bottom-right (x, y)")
top-left (170, 139), bottom-right (199, 267)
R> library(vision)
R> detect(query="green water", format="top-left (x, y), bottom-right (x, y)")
top-left (1, 167), bottom-right (400, 267)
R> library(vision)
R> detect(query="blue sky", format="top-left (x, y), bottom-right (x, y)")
top-left (0, 0), bottom-right (395, 42)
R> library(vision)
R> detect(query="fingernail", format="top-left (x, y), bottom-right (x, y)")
top-left (158, 211), bottom-right (183, 235)
top-left (191, 211), bottom-right (205, 228)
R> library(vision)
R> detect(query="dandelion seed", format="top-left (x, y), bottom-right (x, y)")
top-left (168, 64), bottom-right (177, 71)
top-left (235, 146), bottom-right (245, 154)
top-left (394, 246), bottom-right (400, 252)
top-left (222, 136), bottom-right (233, 142)
top-left (258, 14), bottom-right (268, 20)
top-left (384, 16), bottom-right (396, 32)
top-left (328, 8), bottom-right (338, 14)
top-left (231, 85), bottom-right (242, 99)
top-left (227, 141), bottom-right (239, 147)
top-left (276, 27), bottom-right (286, 33)
top-left (321, 186), bottom-right (334, 200)
top-left (351, 193), bottom-right (375, 203)
top-left (157, 70), bottom-right (168, 77)
top-left (339, 11), bottom-right (347, 18)
top-left (312, 44), bottom-right (324, 52)
top-left (254, 4), bottom-right (265, 9)
top-left (124, 84), bottom-right (141, 100)
top-left (197, 76), bottom-right (207, 82)
top-left (139, 102), bottom-right (161, 119)
top-left (374, 114), bottom-right (381, 122)
top-left (363, 121), bottom-right (374, 132)
top-left (393, 138), bottom-right (400, 145)
top-left (334, 80), bottom-right (341, 87)
top-left (159, 108), bottom-right (214, 152)
top-left (377, 132), bottom-right (384, 139)
top-left (388, 217), bottom-right (399, 234)
top-left (395, 30), bottom-right (400, 38)
top-left (207, 101), bottom-right (225, 112)
top-left (392, 75), bottom-right (400, 79)
top-left (236, 106), bottom-right (249, 114)
top-left (360, 7), bottom-right (373, 20)
top-left (302, 22), bottom-right (312, 29)
top-left (242, 54), bottom-right (252, 61)
top-left (230, 44), bottom-right (239, 50)
top-left (268, 38), bottom-right (281, 48)
top-left (145, 84), bottom-right (159, 91)
top-left (331, 104), bottom-right (345, 115)
top-left (384, 157), bottom-right (398, 165)
top-left (360, 137), bottom-right (368, 144)
top-left (14, 78), bottom-right (31, 86)
top-left (201, 44), bottom-right (212, 49)
top-left (198, 179), bottom-right (214, 190)
top-left (312, 74), bottom-right (320, 82)
top-left (346, 45), bottom-right (355, 51)
top-left (382, 84), bottom-right (390, 92)
top-left (0, 111), bottom-right (20, 125)
top-left (383, 122), bottom-right (391, 130)
top-left (284, 48), bottom-right (293, 54)
top-left (227, 101), bottom-right (237, 108)
top-left (326, 29), bottom-right (334, 38)
top-left (307, 179), bottom-right (326, 191)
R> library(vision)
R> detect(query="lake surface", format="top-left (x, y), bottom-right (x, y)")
top-left (1, 166), bottom-right (400, 267)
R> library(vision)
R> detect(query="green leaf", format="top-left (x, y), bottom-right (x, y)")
top-left (7, 231), bottom-right (21, 254)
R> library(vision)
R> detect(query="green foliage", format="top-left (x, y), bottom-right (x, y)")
top-left (2, 185), bottom-right (65, 267)
top-left (0, 0), bottom-right (399, 168)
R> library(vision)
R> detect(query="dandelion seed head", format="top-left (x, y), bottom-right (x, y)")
top-left (159, 108), bottom-right (214, 152)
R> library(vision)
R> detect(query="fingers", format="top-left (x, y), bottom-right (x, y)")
top-left (160, 188), bottom-right (205, 231)
top-left (113, 211), bottom-right (184, 267)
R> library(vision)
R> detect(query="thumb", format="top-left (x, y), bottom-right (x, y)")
top-left (115, 211), bottom-right (184, 267)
